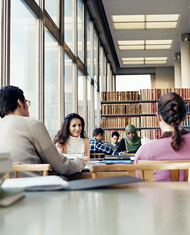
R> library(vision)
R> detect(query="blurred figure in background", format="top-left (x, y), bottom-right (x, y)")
top-left (114, 124), bottom-right (141, 154)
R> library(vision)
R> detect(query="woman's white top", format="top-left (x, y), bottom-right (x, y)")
top-left (66, 135), bottom-right (84, 154)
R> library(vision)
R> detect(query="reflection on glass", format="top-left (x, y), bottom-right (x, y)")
top-left (87, 77), bottom-right (92, 138)
top-left (64, 53), bottom-right (73, 116)
top-left (45, 29), bottom-right (60, 138)
top-left (64, 0), bottom-right (74, 50)
top-left (77, 0), bottom-right (84, 61)
top-left (87, 11), bottom-right (91, 75)
top-left (78, 70), bottom-right (84, 117)
top-left (45, 0), bottom-right (60, 27)
top-left (10, 0), bottom-right (38, 119)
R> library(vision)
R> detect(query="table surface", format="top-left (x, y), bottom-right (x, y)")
top-left (1, 181), bottom-right (190, 235)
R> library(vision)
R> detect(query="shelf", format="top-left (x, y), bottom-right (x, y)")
top-left (101, 114), bottom-right (141, 117)
top-left (101, 112), bottom-right (190, 117)
top-left (101, 99), bottom-right (190, 104)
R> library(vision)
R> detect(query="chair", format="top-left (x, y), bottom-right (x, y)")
top-left (90, 162), bottom-right (190, 182)
top-left (90, 153), bottom-right (105, 159)
top-left (11, 163), bottom-right (51, 178)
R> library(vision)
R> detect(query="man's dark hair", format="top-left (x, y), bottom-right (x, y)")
top-left (111, 131), bottom-right (120, 138)
top-left (0, 85), bottom-right (25, 118)
top-left (93, 128), bottom-right (104, 137)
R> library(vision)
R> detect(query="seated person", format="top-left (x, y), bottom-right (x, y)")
top-left (114, 124), bottom-right (141, 154)
top-left (0, 85), bottom-right (85, 176)
top-left (90, 128), bottom-right (113, 155)
top-left (134, 92), bottom-right (190, 181)
top-left (53, 113), bottom-right (90, 161)
top-left (106, 131), bottom-right (120, 152)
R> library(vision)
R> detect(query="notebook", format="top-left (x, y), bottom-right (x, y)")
top-left (2, 175), bottom-right (143, 191)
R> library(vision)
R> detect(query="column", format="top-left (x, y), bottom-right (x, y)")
top-left (174, 53), bottom-right (182, 88)
top-left (180, 33), bottom-right (190, 88)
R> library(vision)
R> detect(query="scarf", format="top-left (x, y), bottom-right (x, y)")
top-left (124, 124), bottom-right (141, 153)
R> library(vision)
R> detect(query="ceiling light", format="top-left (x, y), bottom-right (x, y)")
top-left (118, 40), bottom-right (172, 50)
top-left (112, 15), bottom-right (145, 22)
top-left (112, 14), bottom-right (180, 30)
top-left (118, 40), bottom-right (144, 45)
top-left (146, 14), bottom-right (179, 22)
top-left (122, 57), bottom-right (168, 65)
top-left (114, 22), bottom-right (145, 29)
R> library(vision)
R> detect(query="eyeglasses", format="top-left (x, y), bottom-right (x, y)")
top-left (26, 100), bottom-right (31, 107)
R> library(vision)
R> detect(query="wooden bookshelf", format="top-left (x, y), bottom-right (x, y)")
top-left (101, 89), bottom-right (190, 141)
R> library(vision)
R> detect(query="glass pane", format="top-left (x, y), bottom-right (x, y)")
top-left (94, 83), bottom-right (98, 128)
top-left (10, 0), bottom-right (38, 119)
top-left (45, 0), bottom-right (60, 27)
top-left (64, 53), bottom-right (73, 115)
top-left (87, 11), bottom-right (91, 74)
top-left (94, 30), bottom-right (97, 82)
top-left (87, 77), bottom-right (92, 138)
top-left (78, 70), bottom-right (84, 117)
top-left (44, 29), bottom-right (60, 138)
top-left (0, 0), bottom-right (2, 83)
top-left (77, 0), bottom-right (84, 61)
top-left (64, 0), bottom-right (74, 50)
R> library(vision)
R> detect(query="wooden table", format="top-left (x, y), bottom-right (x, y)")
top-left (1, 182), bottom-right (190, 235)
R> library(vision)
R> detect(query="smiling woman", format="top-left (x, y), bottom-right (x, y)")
top-left (53, 113), bottom-right (90, 160)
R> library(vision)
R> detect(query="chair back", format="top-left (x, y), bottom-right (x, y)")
top-left (90, 153), bottom-right (105, 159)
top-left (90, 162), bottom-right (190, 182)
top-left (11, 163), bottom-right (51, 178)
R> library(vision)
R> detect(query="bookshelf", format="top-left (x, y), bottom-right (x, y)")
top-left (101, 89), bottom-right (190, 141)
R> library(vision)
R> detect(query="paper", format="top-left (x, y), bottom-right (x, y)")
top-left (2, 175), bottom-right (69, 189)
top-left (63, 153), bottom-right (83, 160)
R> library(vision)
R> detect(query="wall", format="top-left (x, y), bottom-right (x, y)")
top-left (151, 67), bottom-right (174, 88)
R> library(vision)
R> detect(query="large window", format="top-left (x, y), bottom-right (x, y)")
top-left (64, 0), bottom-right (74, 51)
top-left (77, 0), bottom-right (84, 61)
top-left (87, 77), bottom-right (92, 138)
top-left (45, 0), bottom-right (60, 27)
top-left (78, 70), bottom-right (84, 117)
top-left (44, 29), bottom-right (60, 138)
top-left (64, 53), bottom-right (73, 116)
top-left (10, 0), bottom-right (38, 119)
top-left (0, 0), bottom-right (2, 83)
top-left (93, 30), bottom-right (98, 82)
top-left (87, 11), bottom-right (91, 75)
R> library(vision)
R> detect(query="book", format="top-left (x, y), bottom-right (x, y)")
top-left (1, 175), bottom-right (143, 191)
top-left (0, 189), bottom-right (25, 207)
top-left (102, 160), bottom-right (133, 164)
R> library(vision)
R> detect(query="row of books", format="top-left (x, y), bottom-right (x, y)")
top-left (101, 104), bottom-right (141, 115)
top-left (141, 129), bottom-right (162, 140)
top-left (101, 117), bottom-right (140, 129)
top-left (101, 91), bottom-right (139, 101)
top-left (141, 116), bottom-right (159, 128)
top-left (140, 88), bottom-right (190, 100)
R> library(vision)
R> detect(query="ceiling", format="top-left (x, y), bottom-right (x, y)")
top-left (102, 0), bottom-right (190, 69)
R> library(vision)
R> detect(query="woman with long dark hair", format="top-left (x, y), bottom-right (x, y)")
top-left (54, 113), bottom-right (90, 160)
top-left (134, 92), bottom-right (190, 181)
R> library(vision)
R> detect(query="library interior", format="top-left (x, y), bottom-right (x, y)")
top-left (1, 0), bottom-right (190, 235)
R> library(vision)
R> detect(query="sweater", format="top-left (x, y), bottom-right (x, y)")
top-left (0, 115), bottom-right (85, 175)
top-left (134, 133), bottom-right (190, 181)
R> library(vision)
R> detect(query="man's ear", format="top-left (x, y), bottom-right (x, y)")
top-left (17, 99), bottom-right (23, 107)
top-left (156, 113), bottom-right (161, 122)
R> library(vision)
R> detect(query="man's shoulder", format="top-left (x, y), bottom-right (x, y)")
top-left (6, 115), bottom-right (44, 127)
